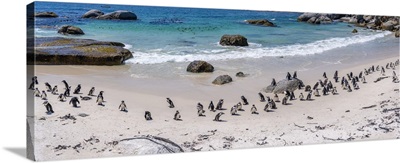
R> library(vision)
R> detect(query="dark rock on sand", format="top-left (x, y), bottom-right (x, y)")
top-left (117, 135), bottom-right (183, 155)
top-left (82, 9), bottom-right (104, 18)
top-left (245, 19), bottom-right (276, 27)
top-left (262, 78), bottom-right (304, 94)
top-left (186, 60), bottom-right (214, 73)
top-left (212, 75), bottom-right (233, 85)
top-left (352, 29), bottom-right (358, 33)
top-left (219, 35), bottom-right (248, 46)
top-left (97, 10), bottom-right (137, 20)
top-left (58, 25), bottom-right (84, 35)
top-left (34, 12), bottom-right (58, 18)
top-left (28, 37), bottom-right (133, 65)
top-left (236, 72), bottom-right (247, 77)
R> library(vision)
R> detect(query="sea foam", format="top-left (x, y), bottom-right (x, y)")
top-left (125, 31), bottom-right (391, 64)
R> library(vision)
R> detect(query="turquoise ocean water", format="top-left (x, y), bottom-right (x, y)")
top-left (34, 2), bottom-right (397, 68)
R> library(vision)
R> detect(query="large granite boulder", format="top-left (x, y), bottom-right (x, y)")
top-left (245, 19), bottom-right (276, 27)
top-left (297, 13), bottom-right (319, 22)
top-left (315, 15), bottom-right (332, 24)
top-left (212, 75), bottom-right (233, 85)
top-left (298, 13), bottom-right (334, 24)
top-left (82, 9), bottom-right (104, 18)
top-left (34, 12), bottom-right (58, 18)
top-left (262, 78), bottom-right (304, 94)
top-left (28, 37), bottom-right (133, 65)
top-left (381, 21), bottom-right (396, 31)
top-left (57, 25), bottom-right (84, 35)
top-left (97, 10), bottom-right (137, 20)
top-left (116, 136), bottom-right (184, 155)
top-left (219, 35), bottom-right (248, 46)
top-left (186, 60), bottom-right (214, 73)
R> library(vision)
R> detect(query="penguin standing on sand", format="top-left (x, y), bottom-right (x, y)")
top-left (119, 100), bottom-right (127, 112)
top-left (208, 101), bottom-right (215, 112)
top-left (323, 72), bottom-right (327, 79)
top-left (28, 76), bottom-right (38, 90)
top-left (251, 105), bottom-right (258, 114)
top-left (197, 103), bottom-right (204, 111)
top-left (197, 102), bottom-right (205, 116)
top-left (381, 67), bottom-right (386, 76)
top-left (230, 105), bottom-right (238, 115)
top-left (313, 82), bottom-right (319, 90)
top-left (216, 99), bottom-right (224, 110)
top-left (241, 96), bottom-right (249, 105)
top-left (270, 100), bottom-right (277, 109)
top-left (306, 91), bottom-right (312, 101)
top-left (58, 93), bottom-right (66, 102)
top-left (289, 91), bottom-right (295, 100)
top-left (96, 91), bottom-right (104, 106)
top-left (273, 94), bottom-right (280, 102)
top-left (305, 85), bottom-right (311, 92)
top-left (41, 90), bottom-right (47, 100)
top-left (286, 72), bottom-right (292, 80)
top-left (69, 97), bottom-right (80, 108)
top-left (88, 87), bottom-right (95, 96)
top-left (45, 82), bottom-right (52, 92)
top-left (313, 89), bottom-right (320, 96)
top-left (144, 111), bottom-right (153, 120)
top-left (62, 80), bottom-right (69, 89)
top-left (293, 71), bottom-right (297, 79)
top-left (43, 101), bottom-right (54, 114)
top-left (282, 96), bottom-right (288, 105)
top-left (237, 102), bottom-right (244, 111)
top-left (347, 85), bottom-right (352, 92)
top-left (73, 84), bottom-right (81, 94)
top-left (331, 87), bottom-right (338, 95)
top-left (64, 86), bottom-right (71, 97)
top-left (299, 93), bottom-right (304, 101)
top-left (333, 71), bottom-right (339, 82)
top-left (174, 110), bottom-right (181, 120)
top-left (33, 88), bottom-right (41, 97)
top-left (166, 98), bottom-right (175, 108)
top-left (51, 85), bottom-right (58, 95)
top-left (271, 78), bottom-right (276, 86)
top-left (214, 112), bottom-right (225, 122)
top-left (258, 92), bottom-right (265, 102)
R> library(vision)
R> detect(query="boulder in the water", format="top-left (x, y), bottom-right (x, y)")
top-left (57, 25), bottom-right (85, 35)
top-left (219, 35), bottom-right (248, 46)
top-left (82, 9), bottom-right (104, 18)
top-left (34, 12), bottom-right (58, 18)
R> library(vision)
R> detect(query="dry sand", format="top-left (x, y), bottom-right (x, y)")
top-left (28, 56), bottom-right (399, 161)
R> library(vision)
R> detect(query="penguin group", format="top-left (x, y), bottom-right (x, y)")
top-left (29, 59), bottom-right (399, 122)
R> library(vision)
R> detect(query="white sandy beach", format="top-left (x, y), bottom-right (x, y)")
top-left (27, 52), bottom-right (400, 160)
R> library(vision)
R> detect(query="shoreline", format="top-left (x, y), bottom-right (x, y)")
top-left (31, 51), bottom-right (399, 160)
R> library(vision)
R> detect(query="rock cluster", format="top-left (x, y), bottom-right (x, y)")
top-left (298, 13), bottom-right (399, 33)
top-left (82, 9), bottom-right (137, 20)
